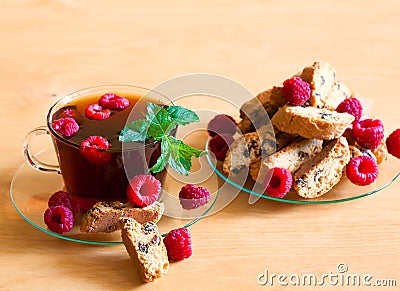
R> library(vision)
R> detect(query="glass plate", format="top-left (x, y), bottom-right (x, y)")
top-left (10, 149), bottom-right (218, 245)
top-left (206, 141), bottom-right (400, 204)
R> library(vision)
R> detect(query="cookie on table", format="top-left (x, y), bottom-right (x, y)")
top-left (293, 137), bottom-right (351, 199)
top-left (118, 218), bottom-right (168, 283)
top-left (250, 138), bottom-right (323, 183)
top-left (80, 201), bottom-right (164, 233)
top-left (300, 60), bottom-right (336, 108)
top-left (271, 105), bottom-right (354, 140)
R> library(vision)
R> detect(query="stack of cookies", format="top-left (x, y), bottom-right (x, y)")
top-left (223, 61), bottom-right (388, 198)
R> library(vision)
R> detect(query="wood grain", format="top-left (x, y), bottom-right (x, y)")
top-left (1, 0), bottom-right (399, 289)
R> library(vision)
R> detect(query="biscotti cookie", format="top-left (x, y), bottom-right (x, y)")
top-left (293, 137), bottom-right (350, 198)
top-left (371, 139), bottom-right (388, 165)
top-left (349, 145), bottom-right (376, 161)
top-left (250, 138), bottom-right (323, 183)
top-left (300, 60), bottom-right (336, 108)
top-left (118, 218), bottom-right (168, 283)
top-left (223, 127), bottom-right (277, 176)
top-left (80, 201), bottom-right (164, 233)
top-left (271, 105), bottom-right (355, 140)
top-left (324, 81), bottom-right (352, 110)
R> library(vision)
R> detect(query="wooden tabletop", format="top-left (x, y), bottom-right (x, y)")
top-left (1, 0), bottom-right (399, 290)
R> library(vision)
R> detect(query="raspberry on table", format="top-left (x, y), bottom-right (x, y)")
top-left (346, 155), bottom-right (378, 186)
top-left (79, 135), bottom-right (111, 166)
top-left (85, 104), bottom-right (111, 120)
top-left (52, 117), bottom-right (79, 138)
top-left (178, 184), bottom-right (211, 210)
top-left (98, 93), bottom-right (130, 111)
top-left (208, 133), bottom-right (234, 161)
top-left (352, 118), bottom-right (384, 150)
top-left (386, 128), bottom-right (400, 159)
top-left (336, 97), bottom-right (363, 121)
top-left (264, 167), bottom-right (293, 198)
top-left (282, 77), bottom-right (311, 106)
top-left (127, 174), bottom-right (162, 207)
top-left (44, 205), bottom-right (74, 234)
top-left (207, 114), bottom-right (237, 137)
top-left (163, 228), bottom-right (192, 261)
top-left (48, 191), bottom-right (80, 216)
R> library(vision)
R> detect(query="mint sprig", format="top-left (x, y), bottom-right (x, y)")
top-left (119, 103), bottom-right (206, 175)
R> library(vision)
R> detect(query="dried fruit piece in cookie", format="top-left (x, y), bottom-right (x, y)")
top-left (346, 156), bottom-right (378, 186)
top-left (98, 93), bottom-right (130, 111)
top-left (352, 118), bottom-right (384, 150)
top-left (282, 77), bottom-right (311, 106)
top-left (127, 174), bottom-right (162, 207)
top-left (386, 128), bottom-right (400, 159)
top-left (79, 135), bottom-right (111, 166)
top-left (52, 117), bottom-right (79, 138)
top-left (44, 205), bottom-right (74, 234)
top-left (163, 228), bottom-right (192, 261)
top-left (264, 167), bottom-right (293, 198)
top-left (179, 184), bottom-right (211, 210)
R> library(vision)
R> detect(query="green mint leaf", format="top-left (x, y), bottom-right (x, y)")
top-left (146, 103), bottom-right (174, 139)
top-left (119, 119), bottom-right (149, 142)
top-left (149, 137), bottom-right (169, 173)
top-left (165, 106), bottom-right (200, 125)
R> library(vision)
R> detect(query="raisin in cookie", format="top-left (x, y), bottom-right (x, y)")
top-left (293, 137), bottom-right (350, 198)
top-left (271, 105), bottom-right (354, 140)
top-left (119, 218), bottom-right (168, 283)
top-left (80, 201), bottom-right (164, 233)
top-left (250, 138), bottom-right (323, 183)
top-left (300, 60), bottom-right (336, 108)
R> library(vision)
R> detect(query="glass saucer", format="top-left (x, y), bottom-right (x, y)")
top-left (10, 149), bottom-right (218, 245)
top-left (206, 142), bottom-right (400, 204)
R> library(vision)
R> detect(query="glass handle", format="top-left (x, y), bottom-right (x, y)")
top-left (22, 126), bottom-right (60, 173)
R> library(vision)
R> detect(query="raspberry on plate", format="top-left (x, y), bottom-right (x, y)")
top-left (127, 174), bottom-right (162, 207)
top-left (163, 228), bottom-right (192, 261)
top-left (44, 205), bottom-right (74, 234)
top-left (346, 155), bottom-right (378, 186)
top-left (264, 167), bottom-right (293, 198)
top-left (207, 114), bottom-right (237, 137)
top-left (48, 191), bottom-right (80, 216)
top-left (52, 117), bottom-right (79, 138)
top-left (79, 135), bottom-right (111, 166)
top-left (353, 118), bottom-right (384, 150)
top-left (208, 133), bottom-right (234, 161)
top-left (336, 97), bottom-right (363, 121)
top-left (386, 128), bottom-right (400, 158)
top-left (282, 77), bottom-right (311, 106)
top-left (98, 93), bottom-right (130, 111)
top-left (85, 104), bottom-right (111, 120)
top-left (178, 184), bottom-right (211, 210)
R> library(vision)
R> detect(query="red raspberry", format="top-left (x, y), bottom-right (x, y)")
top-left (52, 117), bottom-right (79, 138)
top-left (336, 97), bottom-right (363, 121)
top-left (264, 167), bottom-right (293, 198)
top-left (43, 205), bottom-right (74, 234)
top-left (208, 133), bottom-right (234, 161)
top-left (282, 77), bottom-right (311, 106)
top-left (386, 128), bottom-right (400, 158)
top-left (127, 174), bottom-right (162, 207)
top-left (79, 136), bottom-right (111, 166)
top-left (179, 184), bottom-right (211, 210)
top-left (48, 191), bottom-right (80, 216)
top-left (85, 104), bottom-right (111, 120)
top-left (353, 118), bottom-right (384, 150)
top-left (163, 228), bottom-right (192, 261)
top-left (207, 114), bottom-right (237, 137)
top-left (346, 156), bottom-right (378, 186)
top-left (98, 93), bottom-right (130, 111)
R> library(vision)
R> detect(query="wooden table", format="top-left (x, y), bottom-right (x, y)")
top-left (1, 1), bottom-right (399, 290)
